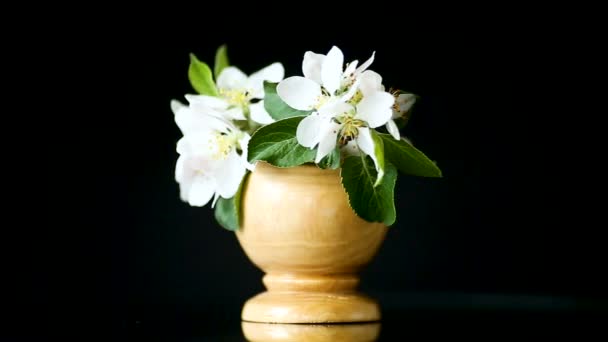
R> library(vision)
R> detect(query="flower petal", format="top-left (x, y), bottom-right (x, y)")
top-left (343, 60), bottom-right (359, 76)
top-left (183, 95), bottom-right (240, 126)
top-left (359, 70), bottom-right (383, 97)
top-left (296, 113), bottom-right (323, 148)
top-left (356, 127), bottom-right (375, 158)
top-left (394, 93), bottom-right (416, 116)
top-left (209, 114), bottom-right (234, 133)
top-left (249, 101), bottom-right (275, 125)
top-left (177, 135), bottom-right (214, 159)
top-left (355, 51), bottom-right (375, 75)
top-left (175, 106), bottom-right (231, 135)
top-left (172, 100), bottom-right (196, 134)
top-left (238, 133), bottom-right (255, 171)
top-left (356, 127), bottom-right (382, 181)
top-left (341, 140), bottom-right (361, 157)
top-left (185, 94), bottom-right (229, 110)
top-left (277, 76), bottom-right (322, 110)
top-left (179, 181), bottom-right (191, 203)
top-left (186, 153), bottom-right (219, 172)
top-left (217, 66), bottom-right (248, 90)
top-left (386, 119), bottom-right (401, 140)
top-left (302, 51), bottom-right (325, 84)
top-left (318, 101), bottom-right (354, 119)
top-left (356, 91), bottom-right (394, 128)
top-left (222, 107), bottom-right (247, 121)
top-left (339, 77), bottom-right (361, 103)
top-left (321, 46), bottom-right (344, 95)
top-left (211, 193), bottom-right (221, 208)
top-left (171, 99), bottom-right (186, 115)
top-left (188, 174), bottom-right (216, 207)
top-left (315, 121), bottom-right (341, 163)
top-left (248, 62), bottom-right (285, 99)
top-left (174, 110), bottom-right (196, 136)
top-left (215, 150), bottom-right (247, 198)
top-left (176, 137), bottom-right (190, 155)
top-left (175, 154), bottom-right (187, 182)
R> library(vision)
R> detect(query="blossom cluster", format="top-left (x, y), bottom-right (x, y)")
top-left (170, 45), bottom-right (434, 229)
top-left (172, 62), bottom-right (284, 206)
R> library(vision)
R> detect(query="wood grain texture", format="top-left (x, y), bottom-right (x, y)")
top-left (236, 162), bottom-right (388, 323)
top-left (242, 321), bottom-right (381, 341)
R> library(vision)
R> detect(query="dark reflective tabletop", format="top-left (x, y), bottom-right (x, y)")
top-left (117, 293), bottom-right (605, 340)
top-left (5, 293), bottom-right (606, 340)
top-left (119, 312), bottom-right (604, 341)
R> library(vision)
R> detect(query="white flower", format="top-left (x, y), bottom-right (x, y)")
top-left (188, 63), bottom-right (284, 125)
top-left (171, 100), bottom-right (251, 207)
top-left (356, 69), bottom-right (416, 141)
top-left (276, 46), bottom-right (373, 112)
top-left (386, 93), bottom-right (416, 140)
top-left (276, 46), bottom-right (394, 175)
top-left (300, 47), bottom-right (375, 93)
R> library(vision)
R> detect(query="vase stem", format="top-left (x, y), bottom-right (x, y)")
top-left (263, 273), bottom-right (359, 293)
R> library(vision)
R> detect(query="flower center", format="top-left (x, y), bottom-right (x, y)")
top-left (341, 76), bottom-right (355, 90)
top-left (209, 132), bottom-right (239, 160)
top-left (348, 90), bottom-right (363, 105)
top-left (335, 111), bottom-right (365, 145)
top-left (219, 88), bottom-right (252, 108)
top-left (314, 94), bottom-right (329, 109)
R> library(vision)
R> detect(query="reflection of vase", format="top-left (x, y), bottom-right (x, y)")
top-left (242, 322), bottom-right (381, 341)
top-left (236, 162), bottom-right (388, 323)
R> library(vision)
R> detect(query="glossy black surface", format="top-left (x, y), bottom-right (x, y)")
top-left (122, 309), bottom-right (605, 340)
top-left (6, 293), bottom-right (601, 340)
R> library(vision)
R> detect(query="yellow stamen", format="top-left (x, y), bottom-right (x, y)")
top-left (335, 110), bottom-right (366, 145)
top-left (219, 88), bottom-right (252, 108)
top-left (348, 90), bottom-right (363, 105)
top-left (209, 132), bottom-right (238, 160)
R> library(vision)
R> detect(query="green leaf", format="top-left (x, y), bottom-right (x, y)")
top-left (379, 133), bottom-right (442, 177)
top-left (214, 173), bottom-right (248, 231)
top-left (248, 116), bottom-right (316, 167)
top-left (370, 129), bottom-right (385, 187)
top-left (214, 197), bottom-right (238, 231)
top-left (214, 44), bottom-right (229, 79)
top-left (317, 146), bottom-right (341, 169)
top-left (341, 156), bottom-right (397, 226)
top-left (263, 82), bottom-right (313, 120)
top-left (188, 53), bottom-right (218, 96)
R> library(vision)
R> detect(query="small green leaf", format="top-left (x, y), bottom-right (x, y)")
top-left (214, 197), bottom-right (237, 231)
top-left (379, 133), bottom-right (442, 177)
top-left (214, 44), bottom-right (229, 79)
top-left (248, 116), bottom-right (316, 167)
top-left (341, 156), bottom-right (397, 226)
top-left (263, 82), bottom-right (313, 120)
top-left (370, 129), bottom-right (385, 187)
top-left (318, 146), bottom-right (341, 169)
top-left (188, 53), bottom-right (218, 96)
top-left (214, 173), bottom-right (248, 231)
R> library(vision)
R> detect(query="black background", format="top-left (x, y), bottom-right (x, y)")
top-left (7, 10), bottom-right (606, 337)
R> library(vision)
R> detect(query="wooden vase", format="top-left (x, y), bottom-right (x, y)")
top-left (241, 322), bottom-right (381, 341)
top-left (236, 162), bottom-right (388, 323)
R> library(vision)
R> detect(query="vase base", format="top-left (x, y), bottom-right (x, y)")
top-left (241, 321), bottom-right (381, 341)
top-left (241, 291), bottom-right (381, 323)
